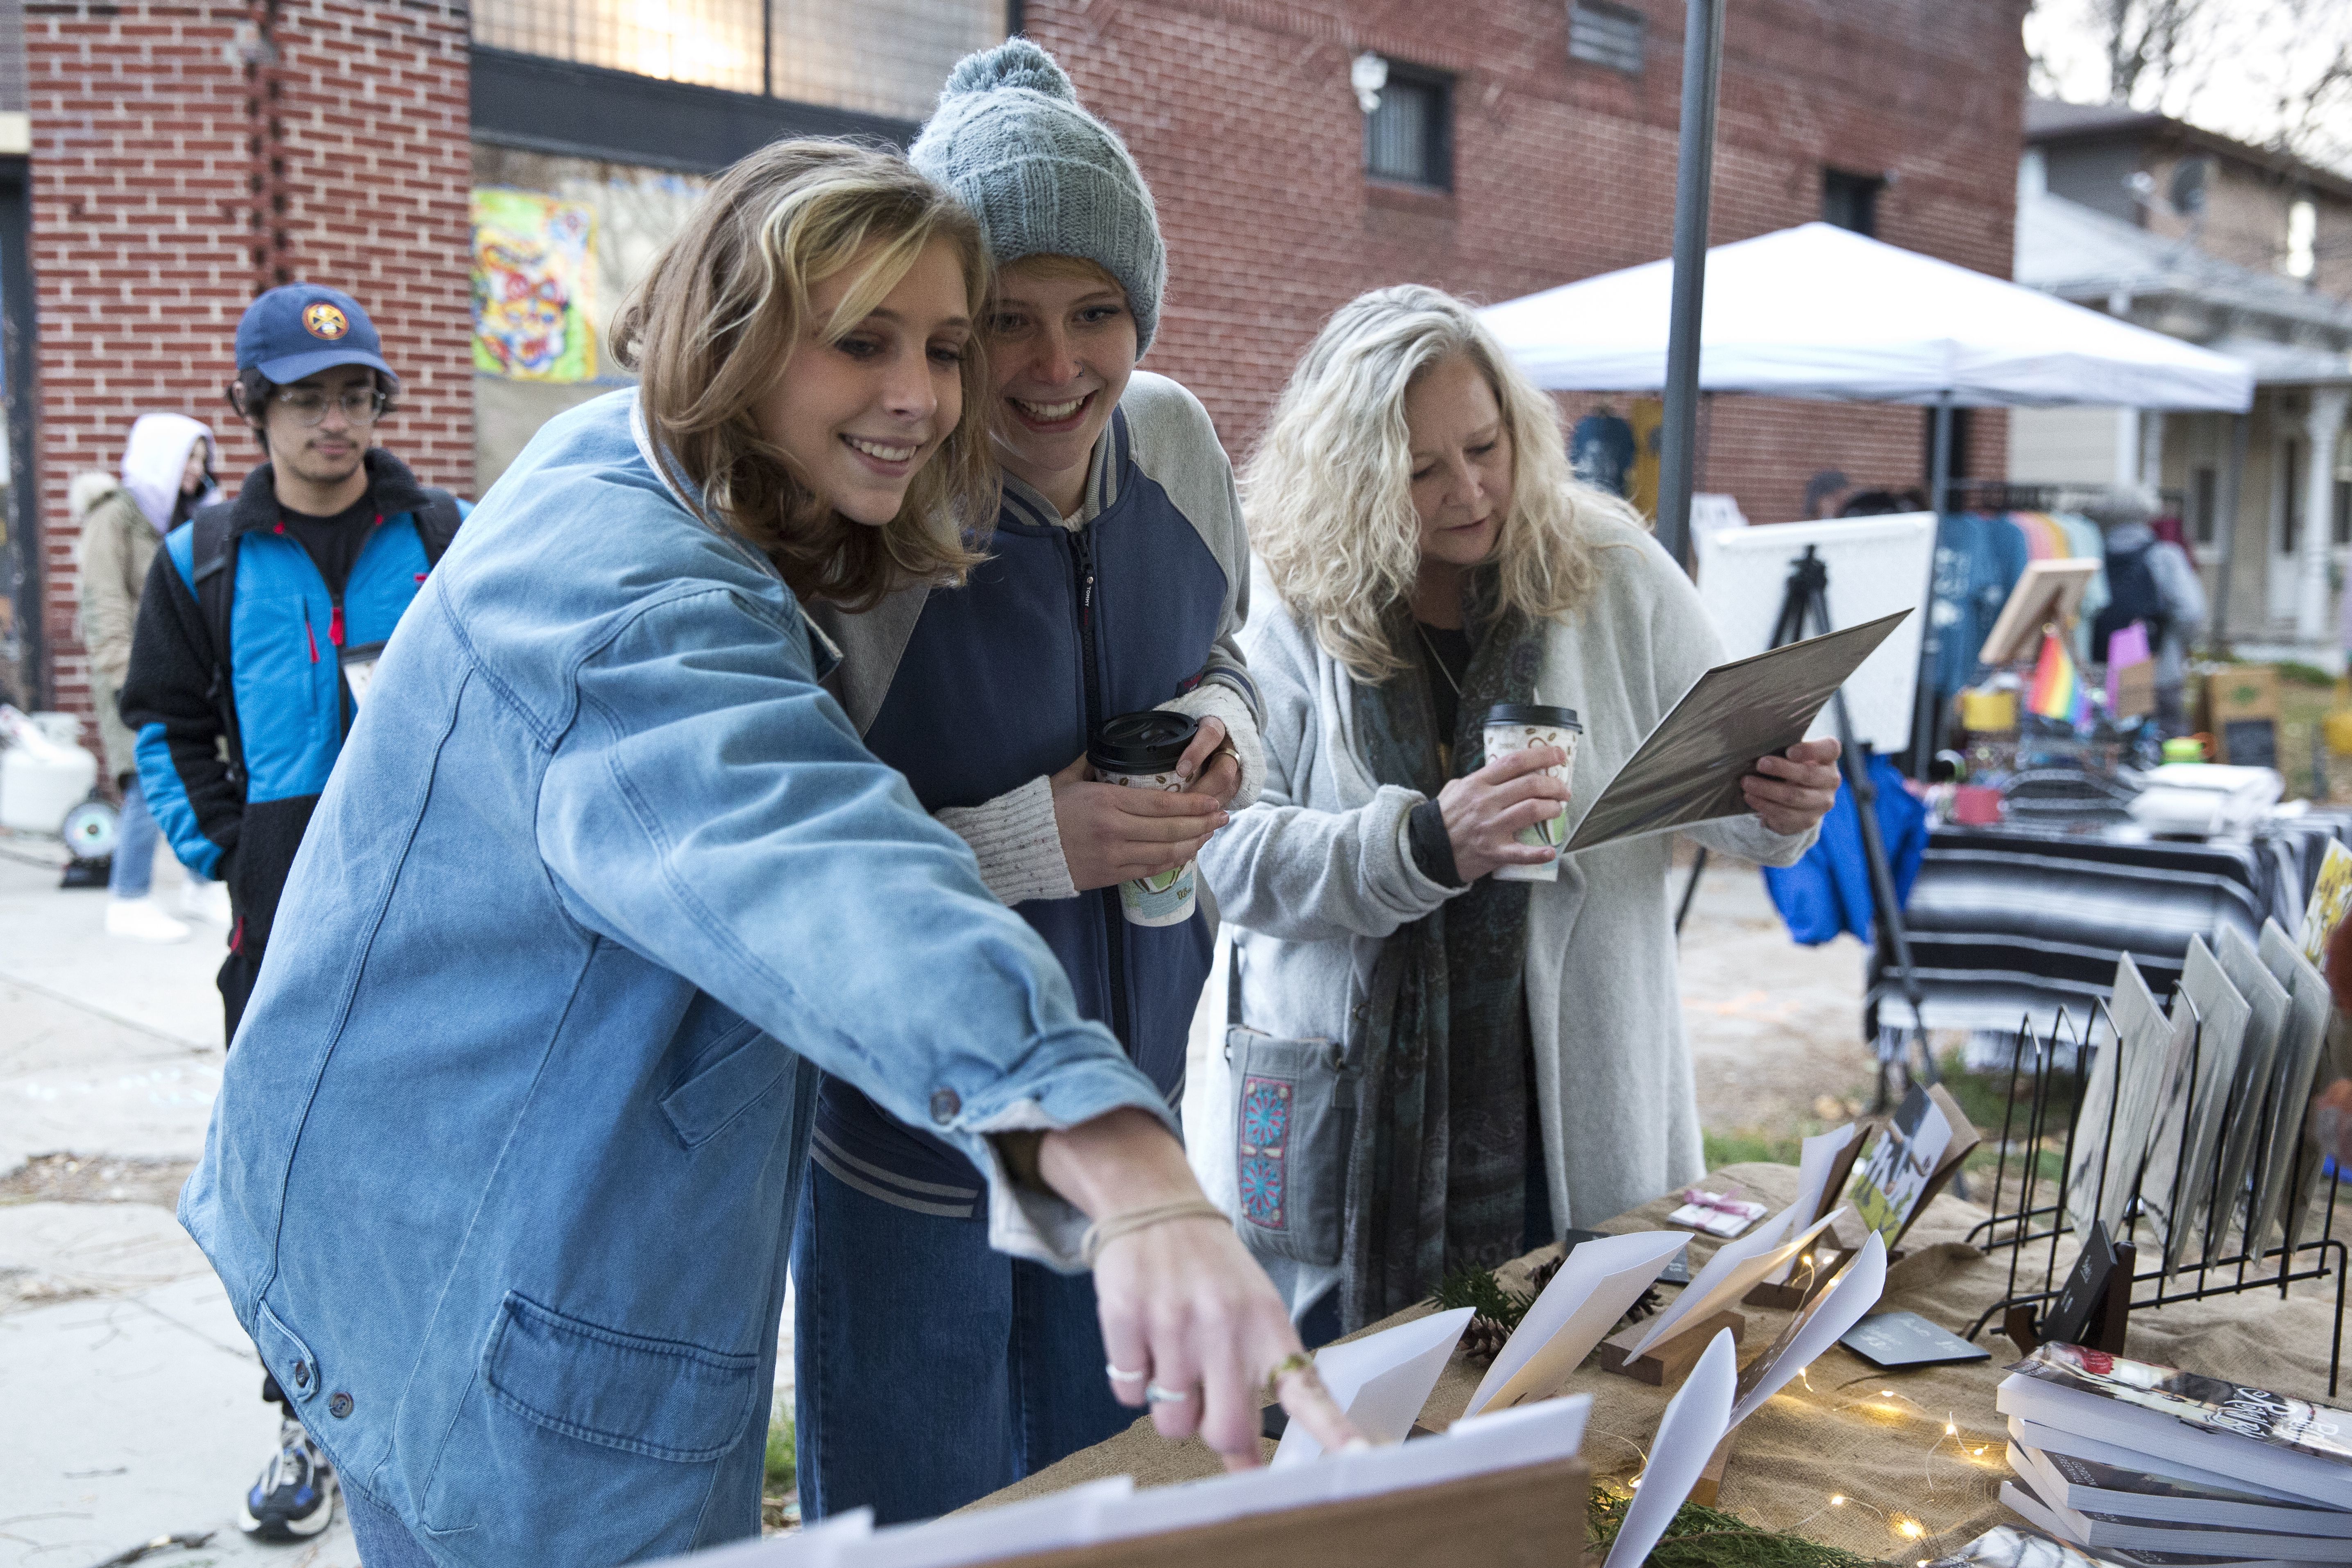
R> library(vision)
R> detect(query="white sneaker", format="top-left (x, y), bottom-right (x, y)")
top-left (179, 879), bottom-right (231, 926)
top-left (106, 897), bottom-right (190, 944)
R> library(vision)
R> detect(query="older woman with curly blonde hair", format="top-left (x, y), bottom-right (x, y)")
top-left (1195, 285), bottom-right (1843, 1339)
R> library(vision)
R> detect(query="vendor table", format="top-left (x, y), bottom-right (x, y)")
top-left (966, 1162), bottom-right (2345, 1562)
top-left (1865, 815), bottom-right (2352, 1037)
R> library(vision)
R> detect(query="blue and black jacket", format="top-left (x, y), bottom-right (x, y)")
top-left (806, 372), bottom-right (1261, 1216)
top-left (120, 449), bottom-right (463, 954)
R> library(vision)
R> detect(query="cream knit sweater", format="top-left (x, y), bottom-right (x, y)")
top-left (1195, 516), bottom-right (1818, 1320)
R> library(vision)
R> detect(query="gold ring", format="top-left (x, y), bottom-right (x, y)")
top-left (1262, 1350), bottom-right (1315, 1398)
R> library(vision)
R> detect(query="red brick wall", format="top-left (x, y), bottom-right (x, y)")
top-left (1028, 0), bottom-right (2025, 521)
top-left (26, 0), bottom-right (470, 744)
top-left (23, 0), bottom-right (2026, 727)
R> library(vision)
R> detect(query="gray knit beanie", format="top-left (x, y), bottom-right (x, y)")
top-left (910, 39), bottom-right (1167, 354)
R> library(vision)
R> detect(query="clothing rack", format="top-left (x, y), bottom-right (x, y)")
top-left (1960, 1001), bottom-right (2345, 1394)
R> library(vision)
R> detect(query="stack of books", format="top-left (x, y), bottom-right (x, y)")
top-left (1996, 1344), bottom-right (2352, 1565)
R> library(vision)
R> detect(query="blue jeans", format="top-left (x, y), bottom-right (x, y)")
top-left (343, 1478), bottom-right (440, 1568)
top-left (109, 777), bottom-right (160, 899)
top-left (792, 1160), bottom-right (1132, 1526)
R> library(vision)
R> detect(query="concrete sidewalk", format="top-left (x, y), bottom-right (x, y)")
top-left (0, 841), bottom-right (226, 1176)
top-left (1, 842), bottom-right (362, 1567)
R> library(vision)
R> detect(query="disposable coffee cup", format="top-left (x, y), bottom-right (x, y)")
top-left (1483, 703), bottom-right (1582, 883)
top-left (1088, 710), bottom-right (1202, 928)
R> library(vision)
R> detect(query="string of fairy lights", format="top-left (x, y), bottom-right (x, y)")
top-left (1606, 1364), bottom-right (2012, 1561)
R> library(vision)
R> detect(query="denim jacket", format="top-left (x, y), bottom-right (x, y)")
top-left (177, 390), bottom-right (1168, 1565)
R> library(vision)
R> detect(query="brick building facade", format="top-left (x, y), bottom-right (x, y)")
top-left (8, 0), bottom-right (2029, 747)
top-left (12, 0), bottom-right (472, 740)
top-left (1024, 0), bottom-right (2025, 516)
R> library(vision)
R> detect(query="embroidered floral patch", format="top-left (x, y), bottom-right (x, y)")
top-left (1238, 1076), bottom-right (1293, 1229)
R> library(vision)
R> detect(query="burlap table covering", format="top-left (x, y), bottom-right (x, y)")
top-left (967, 1162), bottom-right (2346, 1562)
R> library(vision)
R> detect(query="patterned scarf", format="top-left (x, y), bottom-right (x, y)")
top-left (1339, 576), bottom-right (1545, 1330)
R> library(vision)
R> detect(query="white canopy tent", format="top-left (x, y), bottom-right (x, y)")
top-left (1481, 220), bottom-right (2257, 785)
top-left (1479, 221), bottom-right (2254, 412)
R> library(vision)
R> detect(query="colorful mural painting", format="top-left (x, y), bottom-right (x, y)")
top-left (472, 188), bottom-right (597, 382)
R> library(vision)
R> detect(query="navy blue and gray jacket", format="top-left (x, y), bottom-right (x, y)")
top-left (120, 449), bottom-right (463, 954)
top-left (807, 372), bottom-right (1261, 1216)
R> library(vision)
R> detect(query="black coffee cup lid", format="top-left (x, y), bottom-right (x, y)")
top-left (1485, 703), bottom-right (1581, 730)
top-left (1089, 710), bottom-right (1201, 772)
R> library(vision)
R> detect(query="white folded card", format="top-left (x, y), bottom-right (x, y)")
top-left (689, 1391), bottom-right (1597, 1567)
top-left (662, 1507), bottom-right (874, 1568)
top-left (1601, 1329), bottom-right (1740, 1568)
top-left (1769, 1123), bottom-right (1860, 1283)
top-left (1091, 1393), bottom-right (1593, 1547)
top-left (849, 1480), bottom-right (1135, 1568)
top-left (1623, 1205), bottom-right (1845, 1362)
top-left (1465, 1230), bottom-right (1691, 1417)
top-left (1730, 1232), bottom-right (1889, 1427)
top-left (1272, 1306), bottom-right (1474, 1466)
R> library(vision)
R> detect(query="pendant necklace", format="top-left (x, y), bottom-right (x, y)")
top-left (1416, 622), bottom-right (1463, 776)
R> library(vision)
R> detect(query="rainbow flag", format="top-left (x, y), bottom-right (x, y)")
top-left (2028, 630), bottom-right (2091, 728)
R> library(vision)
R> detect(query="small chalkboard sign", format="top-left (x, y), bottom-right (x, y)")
top-left (2222, 717), bottom-right (2278, 769)
top-left (2040, 1221), bottom-right (2117, 1346)
top-left (1837, 1310), bottom-right (1991, 1369)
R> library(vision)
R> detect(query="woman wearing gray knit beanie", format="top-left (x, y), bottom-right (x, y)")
top-left (794, 37), bottom-right (1270, 1526)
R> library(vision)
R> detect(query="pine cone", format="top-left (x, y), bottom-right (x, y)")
top-left (1461, 1314), bottom-right (1512, 1363)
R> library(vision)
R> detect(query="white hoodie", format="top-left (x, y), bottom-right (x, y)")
top-left (118, 412), bottom-right (218, 533)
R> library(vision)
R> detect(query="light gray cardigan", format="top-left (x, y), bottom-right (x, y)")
top-left (1193, 517), bottom-right (1817, 1316)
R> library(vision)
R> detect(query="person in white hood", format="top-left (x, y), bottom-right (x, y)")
top-left (75, 413), bottom-right (222, 941)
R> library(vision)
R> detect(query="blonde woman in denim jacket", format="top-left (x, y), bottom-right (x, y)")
top-left (177, 142), bottom-right (1350, 1568)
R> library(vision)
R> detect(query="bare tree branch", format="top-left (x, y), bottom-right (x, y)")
top-left (2030, 0), bottom-right (2352, 175)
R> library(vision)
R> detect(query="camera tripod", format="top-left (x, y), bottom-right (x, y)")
top-left (1674, 545), bottom-right (1938, 1110)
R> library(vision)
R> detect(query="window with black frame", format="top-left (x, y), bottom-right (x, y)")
top-left (1568, 0), bottom-right (1645, 75)
top-left (2336, 431), bottom-right (2351, 548)
top-left (1364, 61), bottom-right (1452, 191)
top-left (470, 0), bottom-right (1000, 118)
top-left (1823, 168), bottom-right (1883, 238)
top-left (2283, 437), bottom-right (2306, 556)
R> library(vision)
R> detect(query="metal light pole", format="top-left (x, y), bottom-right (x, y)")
top-left (1654, 0), bottom-right (1726, 572)
top-left (1929, 397), bottom-right (1954, 514)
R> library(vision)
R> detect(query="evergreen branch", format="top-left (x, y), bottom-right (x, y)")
top-left (1588, 1486), bottom-right (1879, 1568)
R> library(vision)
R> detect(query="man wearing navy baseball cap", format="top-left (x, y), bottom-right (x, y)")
top-left (119, 283), bottom-right (467, 1540)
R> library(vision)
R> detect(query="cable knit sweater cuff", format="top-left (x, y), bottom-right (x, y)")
top-left (1155, 681), bottom-right (1266, 808)
top-left (936, 775), bottom-right (1077, 905)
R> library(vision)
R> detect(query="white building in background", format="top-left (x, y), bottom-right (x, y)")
top-left (2010, 99), bottom-right (2352, 661)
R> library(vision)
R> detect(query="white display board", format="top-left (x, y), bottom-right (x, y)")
top-left (1692, 513), bottom-right (1936, 754)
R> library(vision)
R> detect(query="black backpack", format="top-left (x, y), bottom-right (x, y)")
top-left (186, 490), bottom-right (463, 772)
top-left (2093, 538), bottom-right (2171, 664)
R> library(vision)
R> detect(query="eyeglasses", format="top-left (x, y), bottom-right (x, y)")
top-left (274, 386), bottom-right (388, 427)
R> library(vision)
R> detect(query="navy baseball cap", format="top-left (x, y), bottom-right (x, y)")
top-left (235, 284), bottom-right (396, 385)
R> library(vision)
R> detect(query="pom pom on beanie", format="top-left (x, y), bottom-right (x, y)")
top-left (939, 36), bottom-right (1073, 101)
top-left (912, 39), bottom-right (1166, 354)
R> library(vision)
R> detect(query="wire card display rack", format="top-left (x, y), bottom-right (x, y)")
top-left (1961, 1000), bottom-right (2345, 1395)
